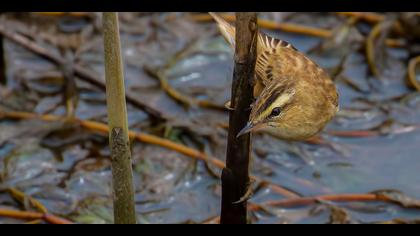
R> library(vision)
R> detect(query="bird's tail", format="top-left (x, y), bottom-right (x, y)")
top-left (209, 12), bottom-right (235, 48)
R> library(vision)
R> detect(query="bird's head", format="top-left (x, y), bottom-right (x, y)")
top-left (237, 80), bottom-right (296, 137)
top-left (237, 62), bottom-right (339, 141)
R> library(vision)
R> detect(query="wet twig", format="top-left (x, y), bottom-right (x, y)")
top-left (102, 12), bottom-right (136, 224)
top-left (251, 191), bottom-right (420, 210)
top-left (144, 66), bottom-right (195, 108)
top-left (257, 193), bottom-right (379, 209)
top-left (366, 21), bottom-right (393, 78)
top-left (0, 23), bottom-right (164, 121)
top-left (7, 188), bottom-right (48, 214)
top-left (205, 191), bottom-right (420, 223)
top-left (336, 12), bottom-right (405, 35)
top-left (144, 39), bottom-right (226, 111)
top-left (144, 66), bottom-right (225, 111)
top-left (0, 208), bottom-right (73, 224)
top-left (221, 12), bottom-right (258, 224)
top-left (408, 55), bottom-right (420, 91)
top-left (336, 12), bottom-right (385, 24)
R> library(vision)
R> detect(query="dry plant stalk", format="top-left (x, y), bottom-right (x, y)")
top-left (408, 55), bottom-right (420, 91)
top-left (0, 208), bottom-right (73, 224)
top-left (102, 12), bottom-right (136, 224)
top-left (220, 12), bottom-right (258, 224)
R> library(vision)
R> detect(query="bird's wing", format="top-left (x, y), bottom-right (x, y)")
top-left (208, 13), bottom-right (298, 85)
top-left (256, 32), bottom-right (297, 86)
top-left (209, 12), bottom-right (236, 47)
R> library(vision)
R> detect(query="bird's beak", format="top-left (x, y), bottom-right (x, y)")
top-left (236, 122), bottom-right (256, 138)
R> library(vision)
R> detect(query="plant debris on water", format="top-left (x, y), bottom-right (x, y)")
top-left (1, 12), bottom-right (420, 224)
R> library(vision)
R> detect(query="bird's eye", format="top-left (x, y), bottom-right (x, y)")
top-left (270, 107), bottom-right (281, 117)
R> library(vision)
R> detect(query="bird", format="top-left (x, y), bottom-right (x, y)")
top-left (209, 13), bottom-right (339, 141)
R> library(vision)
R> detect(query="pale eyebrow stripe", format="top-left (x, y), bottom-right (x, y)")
top-left (255, 82), bottom-right (288, 116)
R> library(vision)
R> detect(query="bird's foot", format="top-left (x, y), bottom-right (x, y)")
top-left (224, 101), bottom-right (235, 111)
top-left (232, 177), bottom-right (256, 204)
top-left (224, 100), bottom-right (255, 111)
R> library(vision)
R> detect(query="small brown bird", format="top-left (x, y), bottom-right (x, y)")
top-left (210, 13), bottom-right (339, 141)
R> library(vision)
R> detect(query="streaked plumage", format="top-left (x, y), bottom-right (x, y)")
top-left (210, 12), bottom-right (339, 140)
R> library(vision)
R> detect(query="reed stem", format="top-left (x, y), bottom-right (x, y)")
top-left (220, 12), bottom-right (258, 224)
top-left (103, 12), bottom-right (137, 224)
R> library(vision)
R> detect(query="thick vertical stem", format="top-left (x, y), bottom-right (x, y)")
top-left (0, 35), bottom-right (6, 85)
top-left (220, 12), bottom-right (258, 224)
top-left (102, 12), bottom-right (137, 224)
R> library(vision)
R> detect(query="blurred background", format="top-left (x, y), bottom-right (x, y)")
top-left (1, 12), bottom-right (420, 224)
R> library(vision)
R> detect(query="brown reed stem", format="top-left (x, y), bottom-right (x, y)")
top-left (220, 12), bottom-right (258, 224)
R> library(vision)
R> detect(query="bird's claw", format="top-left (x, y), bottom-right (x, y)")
top-left (232, 178), bottom-right (256, 204)
top-left (224, 101), bottom-right (235, 111)
top-left (225, 100), bottom-right (255, 111)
